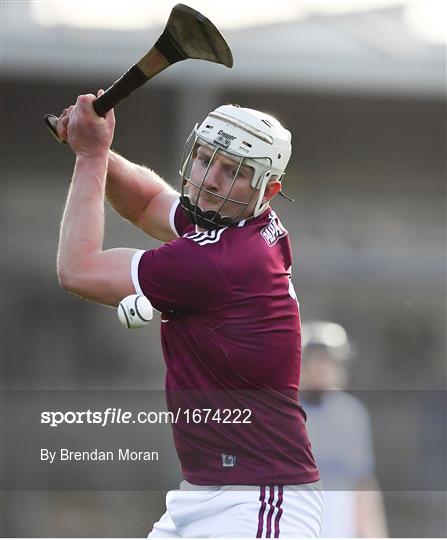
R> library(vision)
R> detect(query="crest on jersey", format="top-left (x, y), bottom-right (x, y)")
top-left (261, 212), bottom-right (287, 247)
top-left (221, 453), bottom-right (237, 468)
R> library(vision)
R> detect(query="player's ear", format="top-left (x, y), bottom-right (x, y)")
top-left (263, 177), bottom-right (281, 203)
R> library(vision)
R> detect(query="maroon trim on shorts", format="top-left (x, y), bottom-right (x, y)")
top-left (256, 486), bottom-right (267, 538)
top-left (266, 485), bottom-right (276, 538)
top-left (274, 485), bottom-right (284, 538)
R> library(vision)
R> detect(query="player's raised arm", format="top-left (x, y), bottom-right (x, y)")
top-left (57, 92), bottom-right (139, 306)
top-left (105, 151), bottom-right (179, 242)
top-left (55, 100), bottom-right (179, 243)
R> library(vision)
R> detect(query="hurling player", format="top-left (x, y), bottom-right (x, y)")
top-left (55, 93), bottom-right (323, 538)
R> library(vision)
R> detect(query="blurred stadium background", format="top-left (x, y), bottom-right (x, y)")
top-left (1, 0), bottom-right (446, 537)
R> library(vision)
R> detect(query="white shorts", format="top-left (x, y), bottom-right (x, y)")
top-left (148, 480), bottom-right (324, 538)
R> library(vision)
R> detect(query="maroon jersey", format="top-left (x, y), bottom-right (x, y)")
top-left (131, 200), bottom-right (319, 485)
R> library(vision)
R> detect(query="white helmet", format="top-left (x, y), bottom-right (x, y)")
top-left (301, 321), bottom-right (354, 363)
top-left (180, 104), bottom-right (292, 229)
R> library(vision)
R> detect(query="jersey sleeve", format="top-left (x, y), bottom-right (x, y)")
top-left (131, 238), bottom-right (230, 312)
top-left (169, 197), bottom-right (194, 237)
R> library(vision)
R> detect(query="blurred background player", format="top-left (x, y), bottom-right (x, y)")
top-left (300, 321), bottom-right (388, 537)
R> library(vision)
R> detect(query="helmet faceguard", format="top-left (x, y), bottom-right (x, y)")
top-left (179, 105), bottom-right (292, 230)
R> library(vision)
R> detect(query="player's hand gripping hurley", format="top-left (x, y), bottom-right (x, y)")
top-left (44, 4), bottom-right (233, 142)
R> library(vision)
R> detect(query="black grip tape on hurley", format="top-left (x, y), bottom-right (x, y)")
top-left (154, 32), bottom-right (186, 64)
top-left (93, 65), bottom-right (148, 117)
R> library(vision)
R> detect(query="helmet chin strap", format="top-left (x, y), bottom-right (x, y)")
top-left (180, 196), bottom-right (234, 230)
